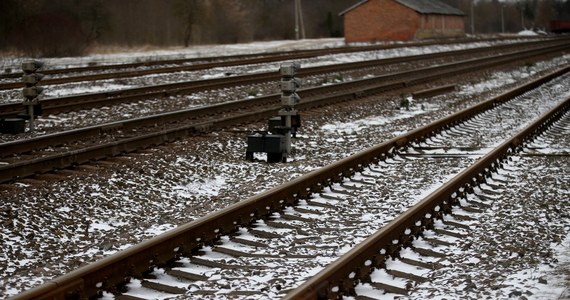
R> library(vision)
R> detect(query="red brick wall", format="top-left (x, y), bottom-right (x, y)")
top-left (416, 14), bottom-right (465, 39)
top-left (420, 15), bottom-right (464, 30)
top-left (343, 0), bottom-right (465, 42)
top-left (344, 0), bottom-right (419, 42)
top-left (446, 15), bottom-right (465, 29)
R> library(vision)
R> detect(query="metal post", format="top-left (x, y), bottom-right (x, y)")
top-left (470, 0), bottom-right (475, 35)
top-left (294, 0), bottom-right (299, 40)
top-left (21, 60), bottom-right (44, 133)
top-left (27, 105), bottom-right (34, 132)
top-left (294, 0), bottom-right (305, 40)
top-left (284, 113), bottom-right (291, 155)
top-left (245, 63), bottom-right (301, 163)
top-left (279, 62), bottom-right (301, 162)
top-left (501, 5), bottom-right (505, 33)
top-left (297, 0), bottom-right (306, 39)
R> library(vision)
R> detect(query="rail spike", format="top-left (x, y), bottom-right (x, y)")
top-left (441, 200), bottom-right (453, 214)
top-left (400, 232), bottom-right (414, 248)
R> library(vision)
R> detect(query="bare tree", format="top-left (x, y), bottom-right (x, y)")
top-left (175, 0), bottom-right (201, 46)
top-left (7, 0), bottom-right (569, 56)
top-left (535, 0), bottom-right (554, 29)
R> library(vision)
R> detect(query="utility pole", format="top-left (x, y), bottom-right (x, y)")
top-left (521, 7), bottom-right (525, 29)
top-left (501, 4), bottom-right (505, 33)
top-left (294, 0), bottom-right (306, 39)
top-left (470, 0), bottom-right (475, 35)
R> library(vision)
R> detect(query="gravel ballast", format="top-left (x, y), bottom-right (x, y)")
top-left (0, 41), bottom-right (569, 298)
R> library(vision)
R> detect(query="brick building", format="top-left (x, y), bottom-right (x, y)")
top-left (340, 0), bottom-right (465, 42)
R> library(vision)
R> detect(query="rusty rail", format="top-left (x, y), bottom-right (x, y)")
top-left (412, 84), bottom-right (456, 98)
top-left (0, 49), bottom-right (568, 184)
top-left (1, 38), bottom-right (459, 81)
top-left (1, 38), bottom-right (566, 118)
top-left (0, 39), bottom-right (471, 89)
top-left (9, 60), bottom-right (570, 300)
top-left (0, 36), bottom-right (544, 84)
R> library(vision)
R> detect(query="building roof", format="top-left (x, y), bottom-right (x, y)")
top-left (396, 0), bottom-right (465, 15)
top-left (339, 0), bottom-right (369, 16)
top-left (339, 0), bottom-right (465, 16)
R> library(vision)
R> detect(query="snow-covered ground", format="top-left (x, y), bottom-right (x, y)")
top-left (0, 37), bottom-right (568, 298)
top-left (0, 36), bottom-right (534, 105)
top-left (0, 37), bottom-right (521, 71)
top-left (1, 39), bottom-right (347, 71)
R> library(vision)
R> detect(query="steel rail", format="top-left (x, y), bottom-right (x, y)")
top-left (0, 36), bottom-right (541, 82)
top-left (0, 47), bottom-right (331, 81)
top-left (0, 39), bottom-right (450, 81)
top-left (9, 63), bottom-right (570, 300)
top-left (0, 40), bottom-right (564, 141)
top-left (283, 100), bottom-right (570, 300)
top-left (0, 49), bottom-right (343, 90)
top-left (0, 50), bottom-right (568, 184)
top-left (0, 38), bottom-right (566, 118)
top-left (2, 57), bottom-right (565, 160)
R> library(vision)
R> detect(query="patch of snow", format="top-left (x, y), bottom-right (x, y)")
top-left (172, 175), bottom-right (226, 198)
top-left (143, 223), bottom-right (176, 236)
top-left (524, 235), bottom-right (570, 299)
top-left (518, 30), bottom-right (539, 36)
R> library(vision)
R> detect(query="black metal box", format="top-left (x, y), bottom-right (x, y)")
top-left (247, 134), bottom-right (284, 153)
top-left (0, 118), bottom-right (26, 134)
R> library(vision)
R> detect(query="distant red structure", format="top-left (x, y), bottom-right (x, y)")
top-left (550, 20), bottom-right (570, 33)
top-left (340, 0), bottom-right (465, 42)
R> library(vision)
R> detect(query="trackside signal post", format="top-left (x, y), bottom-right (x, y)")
top-left (279, 62), bottom-right (301, 157)
top-left (21, 60), bottom-right (44, 133)
top-left (246, 62), bottom-right (301, 163)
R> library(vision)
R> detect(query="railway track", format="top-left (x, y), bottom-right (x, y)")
top-left (10, 61), bottom-right (570, 299)
top-left (0, 38), bottom-right (566, 118)
top-left (0, 41), bottom-right (568, 184)
top-left (0, 39), bottom-right (456, 83)
top-left (285, 91), bottom-right (570, 300)
top-left (0, 37), bottom-right (540, 89)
